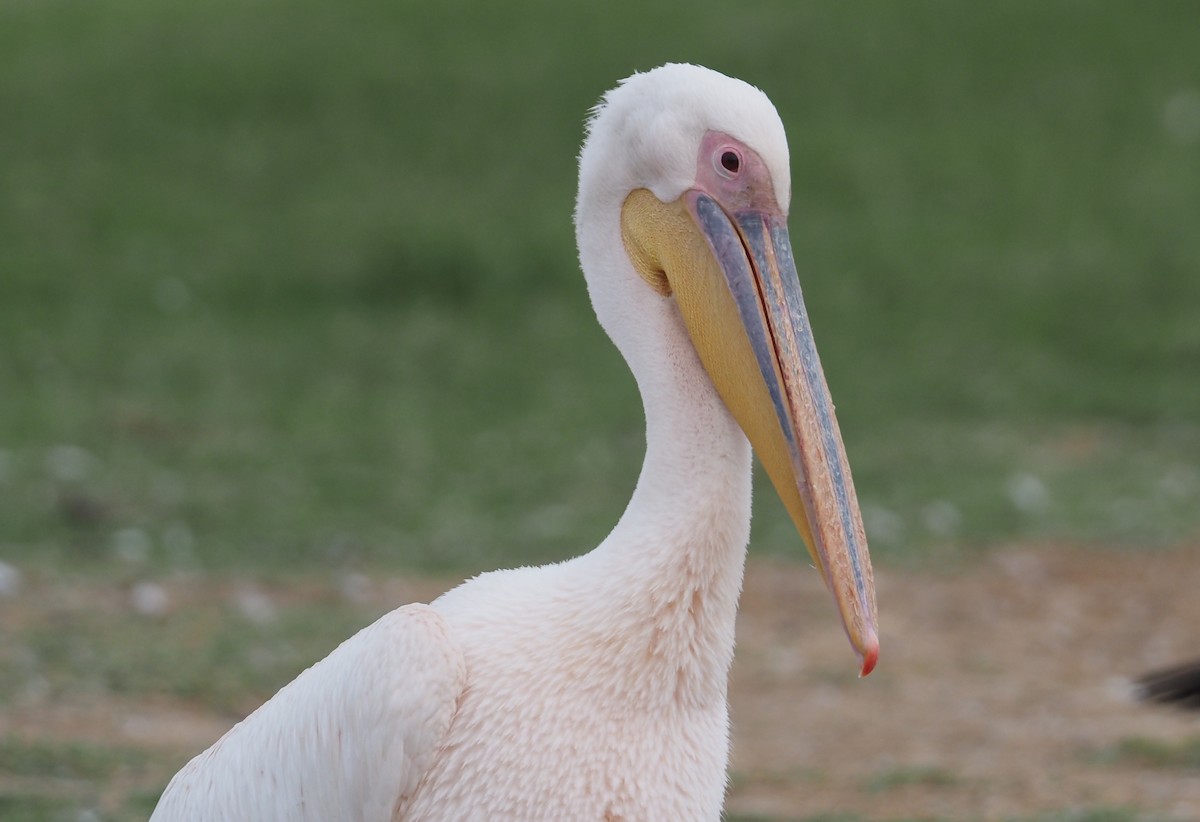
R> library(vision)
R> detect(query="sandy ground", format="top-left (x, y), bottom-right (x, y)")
top-left (4, 544), bottom-right (1200, 820)
top-left (728, 546), bottom-right (1200, 820)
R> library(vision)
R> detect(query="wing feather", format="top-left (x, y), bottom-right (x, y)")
top-left (151, 603), bottom-right (466, 822)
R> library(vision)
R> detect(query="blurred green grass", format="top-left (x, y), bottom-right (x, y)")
top-left (2, 0), bottom-right (1198, 576)
top-left (1095, 735), bottom-right (1200, 770)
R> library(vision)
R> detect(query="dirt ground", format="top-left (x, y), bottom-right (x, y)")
top-left (5, 544), bottom-right (1200, 820)
top-left (728, 546), bottom-right (1200, 820)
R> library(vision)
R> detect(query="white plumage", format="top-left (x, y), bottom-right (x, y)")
top-left (152, 63), bottom-right (877, 821)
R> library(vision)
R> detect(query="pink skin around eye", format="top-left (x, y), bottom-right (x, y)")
top-left (693, 130), bottom-right (784, 216)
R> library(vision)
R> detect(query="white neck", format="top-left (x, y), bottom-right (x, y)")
top-left (572, 295), bottom-right (753, 711)
top-left (602, 319), bottom-right (752, 563)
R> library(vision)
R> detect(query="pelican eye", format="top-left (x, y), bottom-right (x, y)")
top-left (719, 150), bottom-right (741, 175)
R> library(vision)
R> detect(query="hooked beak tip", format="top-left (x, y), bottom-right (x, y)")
top-left (858, 628), bottom-right (879, 678)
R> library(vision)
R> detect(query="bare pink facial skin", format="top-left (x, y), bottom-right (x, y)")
top-left (692, 130), bottom-right (786, 217)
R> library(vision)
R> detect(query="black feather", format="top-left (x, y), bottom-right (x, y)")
top-left (1135, 660), bottom-right (1200, 710)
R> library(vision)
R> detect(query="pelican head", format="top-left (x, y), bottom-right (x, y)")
top-left (576, 63), bottom-right (878, 675)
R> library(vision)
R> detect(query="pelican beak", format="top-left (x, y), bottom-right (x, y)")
top-left (621, 189), bottom-right (879, 676)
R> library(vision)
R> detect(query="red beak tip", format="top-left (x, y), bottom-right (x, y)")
top-left (858, 632), bottom-right (880, 678)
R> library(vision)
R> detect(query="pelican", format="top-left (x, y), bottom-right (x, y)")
top-left (151, 63), bottom-right (878, 821)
